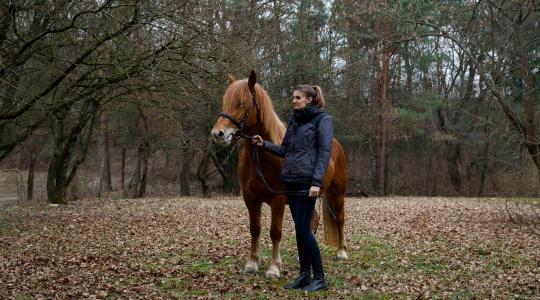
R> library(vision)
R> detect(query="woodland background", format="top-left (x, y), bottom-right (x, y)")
top-left (1, 0), bottom-right (539, 204)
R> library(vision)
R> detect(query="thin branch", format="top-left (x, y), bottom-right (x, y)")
top-left (0, 5), bottom-right (139, 121)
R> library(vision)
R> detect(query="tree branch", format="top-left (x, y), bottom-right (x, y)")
top-left (0, 4), bottom-right (139, 121)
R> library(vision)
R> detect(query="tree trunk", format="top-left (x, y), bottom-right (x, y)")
top-left (375, 114), bottom-right (388, 196)
top-left (47, 154), bottom-right (69, 205)
top-left (383, 147), bottom-right (390, 195)
top-left (220, 148), bottom-right (240, 195)
top-left (478, 127), bottom-right (491, 196)
top-left (129, 149), bottom-right (142, 196)
top-left (47, 136), bottom-right (78, 204)
top-left (517, 28), bottom-right (540, 193)
top-left (121, 147), bottom-right (126, 194)
top-left (98, 112), bottom-right (112, 196)
top-left (179, 150), bottom-right (193, 196)
top-left (127, 107), bottom-right (150, 198)
top-left (368, 144), bottom-right (376, 194)
top-left (139, 142), bottom-right (149, 197)
top-left (212, 145), bottom-right (240, 195)
top-left (424, 154), bottom-right (434, 196)
top-left (69, 172), bottom-right (81, 201)
top-left (46, 98), bottom-right (99, 204)
top-left (197, 139), bottom-right (213, 198)
top-left (404, 41), bottom-right (413, 97)
top-left (373, 15), bottom-right (391, 196)
top-left (435, 55), bottom-right (474, 195)
top-left (477, 76), bottom-right (491, 197)
top-left (447, 143), bottom-right (462, 194)
top-left (27, 151), bottom-right (35, 201)
top-left (436, 107), bottom-right (463, 195)
top-left (129, 142), bottom-right (149, 198)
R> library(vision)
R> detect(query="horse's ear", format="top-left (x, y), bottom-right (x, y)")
top-left (248, 70), bottom-right (256, 92)
top-left (227, 73), bottom-right (236, 84)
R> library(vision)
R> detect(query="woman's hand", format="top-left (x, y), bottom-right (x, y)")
top-left (252, 135), bottom-right (264, 147)
top-left (309, 186), bottom-right (320, 198)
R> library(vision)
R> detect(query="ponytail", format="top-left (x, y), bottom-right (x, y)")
top-left (312, 85), bottom-right (325, 108)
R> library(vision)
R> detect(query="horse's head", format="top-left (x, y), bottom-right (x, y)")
top-left (211, 71), bottom-right (259, 146)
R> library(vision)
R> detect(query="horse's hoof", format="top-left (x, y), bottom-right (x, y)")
top-left (336, 249), bottom-right (348, 261)
top-left (265, 265), bottom-right (280, 279)
top-left (244, 261), bottom-right (258, 274)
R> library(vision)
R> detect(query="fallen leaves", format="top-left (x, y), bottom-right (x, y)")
top-left (0, 196), bottom-right (538, 299)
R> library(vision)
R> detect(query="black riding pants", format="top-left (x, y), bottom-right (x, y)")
top-left (286, 182), bottom-right (324, 276)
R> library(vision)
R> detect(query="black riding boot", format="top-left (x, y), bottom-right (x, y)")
top-left (302, 255), bottom-right (326, 292)
top-left (302, 271), bottom-right (327, 292)
top-left (284, 268), bottom-right (311, 289)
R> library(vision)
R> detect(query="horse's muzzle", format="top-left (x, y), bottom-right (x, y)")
top-left (211, 128), bottom-right (235, 146)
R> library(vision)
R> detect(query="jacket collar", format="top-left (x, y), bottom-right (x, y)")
top-left (292, 105), bottom-right (321, 127)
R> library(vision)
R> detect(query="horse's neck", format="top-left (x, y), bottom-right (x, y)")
top-left (259, 126), bottom-right (275, 142)
top-left (256, 94), bottom-right (285, 142)
top-left (258, 108), bottom-right (285, 141)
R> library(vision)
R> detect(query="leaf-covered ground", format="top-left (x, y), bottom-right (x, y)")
top-left (0, 196), bottom-right (539, 299)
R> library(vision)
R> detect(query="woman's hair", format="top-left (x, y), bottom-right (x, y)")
top-left (294, 85), bottom-right (326, 108)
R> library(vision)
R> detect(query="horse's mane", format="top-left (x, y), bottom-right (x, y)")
top-left (223, 79), bottom-right (285, 144)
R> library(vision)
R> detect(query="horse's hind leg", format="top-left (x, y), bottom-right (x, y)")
top-left (244, 201), bottom-right (261, 273)
top-left (266, 197), bottom-right (285, 278)
top-left (335, 194), bottom-right (348, 260)
top-left (336, 196), bottom-right (348, 260)
top-left (327, 188), bottom-right (348, 260)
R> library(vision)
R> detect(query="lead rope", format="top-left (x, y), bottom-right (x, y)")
top-left (252, 144), bottom-right (336, 220)
top-left (252, 145), bottom-right (309, 196)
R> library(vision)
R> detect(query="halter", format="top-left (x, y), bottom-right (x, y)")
top-left (218, 88), bottom-right (259, 140)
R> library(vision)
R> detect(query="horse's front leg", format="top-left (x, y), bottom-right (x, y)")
top-left (244, 201), bottom-right (261, 274)
top-left (266, 197), bottom-right (285, 278)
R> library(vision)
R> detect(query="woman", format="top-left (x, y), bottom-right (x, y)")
top-left (252, 85), bottom-right (333, 292)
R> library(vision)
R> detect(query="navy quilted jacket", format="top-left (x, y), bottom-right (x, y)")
top-left (263, 106), bottom-right (333, 187)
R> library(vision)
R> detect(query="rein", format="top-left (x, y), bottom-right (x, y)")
top-left (253, 144), bottom-right (336, 219)
top-left (252, 145), bottom-right (309, 196)
top-left (218, 86), bottom-right (337, 219)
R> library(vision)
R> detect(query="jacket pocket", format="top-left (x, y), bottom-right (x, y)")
top-left (299, 126), bottom-right (316, 148)
top-left (292, 150), bottom-right (313, 176)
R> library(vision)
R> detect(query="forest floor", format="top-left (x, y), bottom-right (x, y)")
top-left (0, 196), bottom-right (539, 299)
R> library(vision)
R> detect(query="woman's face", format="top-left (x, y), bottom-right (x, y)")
top-left (292, 90), bottom-right (312, 110)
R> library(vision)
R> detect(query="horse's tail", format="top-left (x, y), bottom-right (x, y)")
top-left (321, 194), bottom-right (340, 248)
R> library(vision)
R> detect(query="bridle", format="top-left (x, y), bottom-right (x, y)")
top-left (218, 88), bottom-right (259, 140)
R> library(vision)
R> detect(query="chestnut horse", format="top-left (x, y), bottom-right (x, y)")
top-left (211, 71), bottom-right (347, 278)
